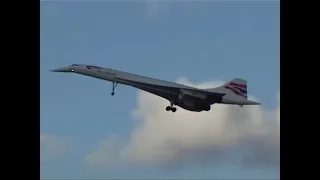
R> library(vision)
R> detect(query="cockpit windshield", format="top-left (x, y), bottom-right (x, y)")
top-left (70, 64), bottom-right (79, 66)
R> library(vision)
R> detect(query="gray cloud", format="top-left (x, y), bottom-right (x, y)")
top-left (85, 78), bottom-right (280, 171)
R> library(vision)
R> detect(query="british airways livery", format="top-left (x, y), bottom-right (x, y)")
top-left (51, 64), bottom-right (260, 112)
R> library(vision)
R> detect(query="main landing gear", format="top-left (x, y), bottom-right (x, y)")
top-left (166, 101), bottom-right (177, 112)
top-left (111, 81), bottom-right (118, 96)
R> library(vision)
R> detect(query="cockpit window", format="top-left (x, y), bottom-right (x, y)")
top-left (71, 64), bottom-right (79, 66)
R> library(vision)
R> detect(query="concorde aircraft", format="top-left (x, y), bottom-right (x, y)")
top-left (51, 64), bottom-right (260, 112)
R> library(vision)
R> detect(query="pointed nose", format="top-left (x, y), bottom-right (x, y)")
top-left (50, 66), bottom-right (72, 72)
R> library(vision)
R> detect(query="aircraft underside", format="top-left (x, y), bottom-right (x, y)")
top-left (110, 80), bottom-right (219, 113)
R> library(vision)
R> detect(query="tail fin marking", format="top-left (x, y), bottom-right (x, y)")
top-left (224, 78), bottom-right (248, 98)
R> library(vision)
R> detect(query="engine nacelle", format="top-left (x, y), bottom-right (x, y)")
top-left (178, 100), bottom-right (211, 112)
top-left (179, 89), bottom-right (207, 99)
top-left (177, 90), bottom-right (211, 112)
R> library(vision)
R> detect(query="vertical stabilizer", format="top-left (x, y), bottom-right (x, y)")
top-left (222, 78), bottom-right (248, 98)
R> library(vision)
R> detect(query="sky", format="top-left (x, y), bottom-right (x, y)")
top-left (40, 0), bottom-right (279, 179)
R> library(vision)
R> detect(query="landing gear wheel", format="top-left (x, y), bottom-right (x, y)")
top-left (165, 106), bottom-right (176, 112)
top-left (166, 100), bottom-right (176, 112)
top-left (111, 92), bottom-right (115, 96)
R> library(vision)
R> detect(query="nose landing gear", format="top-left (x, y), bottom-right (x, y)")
top-left (111, 82), bottom-right (118, 96)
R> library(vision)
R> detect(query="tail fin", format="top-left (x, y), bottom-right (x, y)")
top-left (222, 78), bottom-right (248, 99)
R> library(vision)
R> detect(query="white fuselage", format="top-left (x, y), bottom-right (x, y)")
top-left (75, 66), bottom-right (256, 105)
top-left (52, 64), bottom-right (260, 112)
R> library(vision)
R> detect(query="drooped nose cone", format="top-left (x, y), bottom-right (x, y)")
top-left (50, 66), bottom-right (73, 73)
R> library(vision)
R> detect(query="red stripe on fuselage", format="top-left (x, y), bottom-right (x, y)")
top-left (229, 83), bottom-right (247, 89)
top-left (225, 86), bottom-right (247, 98)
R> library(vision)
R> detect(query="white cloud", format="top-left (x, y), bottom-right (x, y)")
top-left (276, 92), bottom-right (280, 126)
top-left (40, 133), bottom-right (71, 160)
top-left (86, 78), bottom-right (279, 170)
top-left (85, 135), bottom-right (124, 168)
